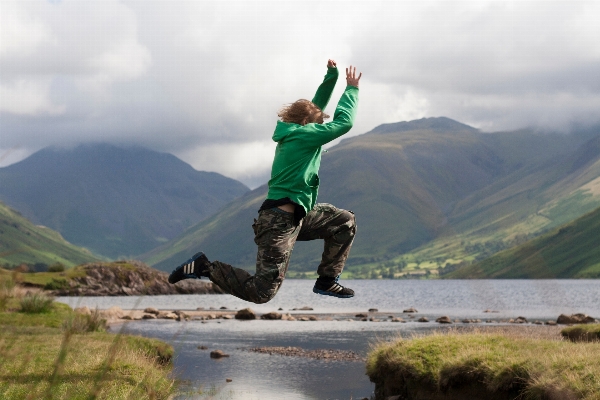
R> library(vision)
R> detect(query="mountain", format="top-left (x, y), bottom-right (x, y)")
top-left (0, 201), bottom-right (101, 268)
top-left (143, 117), bottom-right (600, 275)
top-left (446, 205), bottom-right (600, 278)
top-left (0, 144), bottom-right (249, 258)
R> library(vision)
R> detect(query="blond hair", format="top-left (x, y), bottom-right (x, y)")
top-left (278, 99), bottom-right (330, 125)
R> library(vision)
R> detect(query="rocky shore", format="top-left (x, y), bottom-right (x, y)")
top-left (89, 305), bottom-right (598, 329)
top-left (46, 261), bottom-right (223, 296)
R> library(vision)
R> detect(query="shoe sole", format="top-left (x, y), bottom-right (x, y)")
top-left (312, 287), bottom-right (354, 298)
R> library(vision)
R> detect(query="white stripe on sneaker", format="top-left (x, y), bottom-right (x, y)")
top-left (329, 284), bottom-right (343, 293)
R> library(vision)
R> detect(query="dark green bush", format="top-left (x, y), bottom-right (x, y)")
top-left (44, 278), bottom-right (70, 291)
top-left (48, 263), bottom-right (66, 273)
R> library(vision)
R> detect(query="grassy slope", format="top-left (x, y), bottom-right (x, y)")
top-left (0, 201), bottom-right (102, 268)
top-left (392, 133), bottom-right (600, 277)
top-left (367, 329), bottom-right (600, 399)
top-left (446, 205), bottom-right (600, 278)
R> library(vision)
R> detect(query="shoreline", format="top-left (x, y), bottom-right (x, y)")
top-left (96, 306), bottom-right (591, 328)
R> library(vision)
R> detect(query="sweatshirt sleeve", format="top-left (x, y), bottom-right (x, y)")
top-left (302, 85), bottom-right (359, 147)
top-left (311, 67), bottom-right (339, 111)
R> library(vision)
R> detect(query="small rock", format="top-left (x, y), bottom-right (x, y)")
top-left (210, 350), bottom-right (230, 359)
top-left (298, 306), bottom-right (313, 310)
top-left (533, 320), bottom-right (543, 325)
top-left (220, 306), bottom-right (227, 309)
top-left (226, 378), bottom-right (232, 383)
top-left (418, 317), bottom-right (429, 322)
top-left (260, 312), bottom-right (282, 320)
top-left (142, 313), bottom-right (157, 319)
top-left (299, 317), bottom-right (310, 321)
top-left (404, 307), bottom-right (418, 313)
top-left (391, 317), bottom-right (404, 322)
top-left (436, 316), bottom-right (452, 324)
top-left (222, 315), bottom-right (233, 320)
top-left (196, 307), bottom-right (204, 310)
top-left (546, 321), bottom-right (557, 326)
top-left (176, 312), bottom-right (190, 321)
top-left (368, 308), bottom-right (378, 312)
top-left (235, 308), bottom-right (256, 320)
top-left (122, 315), bottom-right (133, 320)
top-left (102, 306), bottom-right (124, 319)
top-left (483, 309), bottom-right (499, 313)
top-left (74, 306), bottom-right (91, 315)
top-left (197, 346), bottom-right (208, 350)
top-left (144, 307), bottom-right (159, 315)
top-left (278, 308), bottom-right (283, 311)
top-left (355, 313), bottom-right (368, 318)
top-left (309, 316), bottom-right (317, 321)
top-left (513, 316), bottom-right (527, 324)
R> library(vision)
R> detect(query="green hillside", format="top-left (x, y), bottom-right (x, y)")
top-left (446, 205), bottom-right (600, 278)
top-left (143, 117), bottom-right (600, 276)
top-left (0, 201), bottom-right (102, 268)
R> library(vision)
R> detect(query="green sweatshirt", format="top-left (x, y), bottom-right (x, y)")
top-left (266, 67), bottom-right (359, 215)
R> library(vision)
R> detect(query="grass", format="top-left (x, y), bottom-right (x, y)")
top-left (0, 278), bottom-right (174, 399)
top-left (367, 327), bottom-right (600, 399)
top-left (562, 324), bottom-right (600, 343)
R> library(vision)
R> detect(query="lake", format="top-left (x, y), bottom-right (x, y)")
top-left (57, 279), bottom-right (600, 400)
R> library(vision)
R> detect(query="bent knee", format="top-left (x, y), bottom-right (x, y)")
top-left (339, 209), bottom-right (357, 232)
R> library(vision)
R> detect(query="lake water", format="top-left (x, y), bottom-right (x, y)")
top-left (57, 280), bottom-right (600, 400)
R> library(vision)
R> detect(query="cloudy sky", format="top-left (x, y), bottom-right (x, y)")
top-left (1, 1), bottom-right (600, 187)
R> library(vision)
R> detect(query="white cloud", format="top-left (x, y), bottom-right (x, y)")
top-left (0, 79), bottom-right (65, 116)
top-left (0, 1), bottom-right (50, 56)
top-left (1, 1), bottom-right (600, 186)
top-left (177, 140), bottom-right (277, 188)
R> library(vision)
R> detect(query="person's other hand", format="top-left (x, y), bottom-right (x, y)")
top-left (346, 65), bottom-right (362, 88)
top-left (327, 59), bottom-right (337, 68)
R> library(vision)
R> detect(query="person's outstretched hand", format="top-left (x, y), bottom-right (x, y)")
top-left (327, 59), bottom-right (337, 68)
top-left (346, 65), bottom-right (362, 88)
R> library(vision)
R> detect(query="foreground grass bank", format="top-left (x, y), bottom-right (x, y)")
top-left (366, 327), bottom-right (600, 400)
top-left (0, 279), bottom-right (174, 399)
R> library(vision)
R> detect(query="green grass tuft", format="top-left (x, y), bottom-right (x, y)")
top-left (19, 293), bottom-right (55, 314)
top-left (367, 328), bottom-right (600, 399)
top-left (561, 324), bottom-right (600, 343)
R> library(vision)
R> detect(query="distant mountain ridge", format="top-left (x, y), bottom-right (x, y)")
top-left (143, 117), bottom-right (600, 275)
top-left (0, 144), bottom-right (249, 258)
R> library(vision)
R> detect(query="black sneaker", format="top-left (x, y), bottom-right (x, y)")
top-left (313, 276), bottom-right (354, 298)
top-left (168, 252), bottom-right (211, 284)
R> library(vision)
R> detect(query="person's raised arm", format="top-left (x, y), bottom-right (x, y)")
top-left (302, 65), bottom-right (362, 147)
top-left (311, 59), bottom-right (339, 111)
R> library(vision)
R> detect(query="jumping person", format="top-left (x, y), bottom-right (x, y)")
top-left (168, 59), bottom-right (361, 304)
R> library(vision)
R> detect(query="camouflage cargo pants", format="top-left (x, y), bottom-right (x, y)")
top-left (207, 203), bottom-right (356, 304)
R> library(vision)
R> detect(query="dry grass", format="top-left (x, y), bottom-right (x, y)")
top-left (367, 326), bottom-right (600, 399)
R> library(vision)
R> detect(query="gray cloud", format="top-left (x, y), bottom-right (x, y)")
top-left (1, 1), bottom-right (600, 187)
